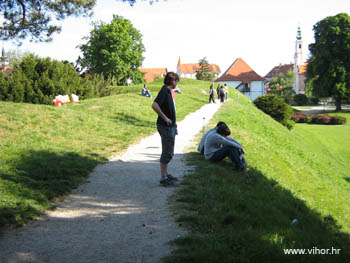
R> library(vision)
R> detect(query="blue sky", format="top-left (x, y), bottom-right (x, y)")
top-left (2, 0), bottom-right (349, 76)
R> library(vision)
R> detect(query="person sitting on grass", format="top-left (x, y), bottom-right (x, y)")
top-left (142, 84), bottom-right (153, 98)
top-left (204, 123), bottom-right (246, 170)
top-left (198, 121), bottom-right (226, 155)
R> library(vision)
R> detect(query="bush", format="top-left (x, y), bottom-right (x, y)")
top-left (291, 111), bottom-right (308, 123)
top-left (291, 112), bottom-right (347, 125)
top-left (331, 115), bottom-right (347, 125)
top-left (0, 55), bottom-right (98, 105)
top-left (86, 73), bottom-right (113, 97)
top-left (294, 94), bottom-right (308, 106)
top-left (281, 119), bottom-right (295, 130)
top-left (254, 94), bottom-right (294, 129)
top-left (311, 114), bottom-right (332, 124)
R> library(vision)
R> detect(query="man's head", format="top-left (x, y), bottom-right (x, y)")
top-left (217, 123), bottom-right (231, 137)
top-left (164, 72), bottom-right (179, 88)
top-left (216, 121), bottom-right (226, 128)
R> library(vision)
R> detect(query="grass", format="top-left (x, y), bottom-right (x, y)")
top-left (0, 78), bottom-right (211, 228)
top-left (164, 92), bottom-right (350, 262)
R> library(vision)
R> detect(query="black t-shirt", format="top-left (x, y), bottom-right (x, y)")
top-left (154, 85), bottom-right (176, 126)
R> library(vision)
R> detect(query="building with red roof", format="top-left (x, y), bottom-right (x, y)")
top-left (264, 27), bottom-right (308, 94)
top-left (176, 57), bottom-right (221, 79)
top-left (139, 68), bottom-right (168, 83)
top-left (215, 57), bottom-right (265, 100)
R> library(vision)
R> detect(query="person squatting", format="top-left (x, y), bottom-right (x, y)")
top-left (198, 121), bottom-right (246, 170)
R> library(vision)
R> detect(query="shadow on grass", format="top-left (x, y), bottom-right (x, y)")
top-left (0, 154), bottom-right (181, 263)
top-left (0, 150), bottom-right (104, 228)
top-left (165, 152), bottom-right (350, 263)
top-left (113, 112), bottom-right (154, 128)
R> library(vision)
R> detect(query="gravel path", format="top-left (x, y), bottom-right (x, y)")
top-left (0, 101), bottom-right (222, 263)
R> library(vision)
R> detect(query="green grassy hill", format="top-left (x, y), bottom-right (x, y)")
top-left (166, 91), bottom-right (350, 262)
top-left (0, 78), bottom-right (211, 228)
top-left (1, 77), bottom-right (350, 262)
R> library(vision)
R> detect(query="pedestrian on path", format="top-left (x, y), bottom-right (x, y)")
top-left (216, 84), bottom-right (220, 100)
top-left (209, 82), bottom-right (215, 103)
top-left (219, 85), bottom-right (226, 103)
top-left (152, 72), bottom-right (180, 186)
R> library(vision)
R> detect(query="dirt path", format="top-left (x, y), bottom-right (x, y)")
top-left (0, 101), bottom-right (223, 263)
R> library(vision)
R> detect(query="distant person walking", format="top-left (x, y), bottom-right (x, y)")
top-left (216, 84), bottom-right (220, 100)
top-left (209, 82), bottom-right (215, 103)
top-left (219, 85), bottom-right (225, 103)
top-left (224, 83), bottom-right (228, 100)
top-left (152, 72), bottom-right (180, 186)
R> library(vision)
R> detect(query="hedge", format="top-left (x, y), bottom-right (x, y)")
top-left (291, 111), bottom-right (347, 125)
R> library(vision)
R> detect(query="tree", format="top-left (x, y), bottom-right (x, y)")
top-left (268, 70), bottom-right (295, 104)
top-left (196, 57), bottom-right (215, 81)
top-left (0, 0), bottom-right (159, 43)
top-left (78, 15), bottom-right (145, 85)
top-left (306, 13), bottom-right (350, 111)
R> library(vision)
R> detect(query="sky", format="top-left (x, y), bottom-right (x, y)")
top-left (1, 0), bottom-right (349, 77)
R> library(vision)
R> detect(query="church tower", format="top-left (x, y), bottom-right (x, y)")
top-left (293, 26), bottom-right (303, 93)
top-left (294, 26), bottom-right (303, 67)
top-left (1, 47), bottom-right (8, 68)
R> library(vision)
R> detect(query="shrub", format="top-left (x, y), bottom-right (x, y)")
top-left (0, 55), bottom-right (98, 104)
top-left (254, 94), bottom-right (294, 129)
top-left (331, 115), bottom-right (347, 125)
top-left (311, 114), bottom-right (332, 124)
top-left (87, 73), bottom-right (113, 97)
top-left (281, 119), bottom-right (295, 130)
top-left (294, 94), bottom-right (308, 106)
top-left (291, 112), bottom-right (347, 125)
top-left (291, 111), bottom-right (308, 123)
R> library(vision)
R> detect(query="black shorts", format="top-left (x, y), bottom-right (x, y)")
top-left (157, 124), bottom-right (177, 164)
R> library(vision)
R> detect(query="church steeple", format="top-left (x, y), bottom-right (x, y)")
top-left (1, 47), bottom-right (8, 68)
top-left (294, 26), bottom-right (303, 67)
top-left (177, 56), bottom-right (182, 76)
top-left (296, 26), bottom-right (302, 40)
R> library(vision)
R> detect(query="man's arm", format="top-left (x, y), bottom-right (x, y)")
top-left (215, 134), bottom-right (243, 150)
top-left (152, 102), bottom-right (172, 126)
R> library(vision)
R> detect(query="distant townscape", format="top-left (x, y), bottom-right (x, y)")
top-left (138, 27), bottom-right (307, 101)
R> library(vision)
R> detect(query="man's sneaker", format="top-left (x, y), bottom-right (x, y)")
top-left (166, 174), bottom-right (178, 181)
top-left (160, 177), bottom-right (177, 187)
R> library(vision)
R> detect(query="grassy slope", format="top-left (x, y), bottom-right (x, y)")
top-left (0, 78), bottom-right (211, 227)
top-left (166, 92), bottom-right (350, 262)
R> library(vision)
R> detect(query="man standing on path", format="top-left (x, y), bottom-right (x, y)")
top-left (152, 72), bottom-right (180, 186)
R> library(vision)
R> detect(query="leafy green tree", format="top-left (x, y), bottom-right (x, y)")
top-left (0, 0), bottom-right (159, 43)
top-left (5, 49), bottom-right (33, 67)
top-left (268, 70), bottom-right (295, 104)
top-left (306, 13), bottom-right (350, 111)
top-left (196, 57), bottom-right (215, 81)
top-left (78, 15), bottom-right (145, 85)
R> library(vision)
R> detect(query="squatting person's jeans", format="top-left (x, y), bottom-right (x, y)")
top-left (209, 145), bottom-right (245, 169)
top-left (157, 124), bottom-right (177, 164)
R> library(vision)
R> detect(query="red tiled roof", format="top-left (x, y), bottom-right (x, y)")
top-left (215, 58), bottom-right (264, 83)
top-left (298, 63), bottom-right (308, 75)
top-left (179, 63), bottom-right (221, 74)
top-left (264, 64), bottom-right (294, 78)
top-left (140, 68), bottom-right (168, 83)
